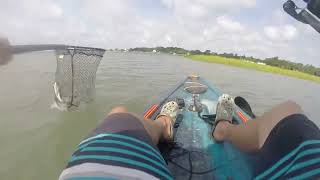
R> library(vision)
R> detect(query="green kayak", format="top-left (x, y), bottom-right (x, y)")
top-left (144, 75), bottom-right (255, 180)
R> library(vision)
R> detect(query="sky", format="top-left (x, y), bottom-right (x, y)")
top-left (1, 0), bottom-right (319, 66)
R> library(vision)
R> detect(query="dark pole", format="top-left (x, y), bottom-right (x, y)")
top-left (10, 44), bottom-right (67, 54)
top-left (0, 37), bottom-right (12, 65)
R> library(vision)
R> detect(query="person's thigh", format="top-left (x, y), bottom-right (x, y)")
top-left (255, 114), bottom-right (320, 179)
top-left (59, 112), bottom-right (173, 180)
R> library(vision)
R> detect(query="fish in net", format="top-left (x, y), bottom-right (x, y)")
top-left (53, 46), bottom-right (105, 110)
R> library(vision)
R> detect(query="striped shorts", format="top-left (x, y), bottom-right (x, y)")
top-left (59, 113), bottom-right (173, 180)
top-left (255, 114), bottom-right (320, 180)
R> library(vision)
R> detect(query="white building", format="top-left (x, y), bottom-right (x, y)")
top-left (257, 62), bottom-right (266, 65)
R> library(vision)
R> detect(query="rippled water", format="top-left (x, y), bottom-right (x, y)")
top-left (0, 51), bottom-right (319, 179)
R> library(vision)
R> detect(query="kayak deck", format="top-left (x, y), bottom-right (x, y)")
top-left (146, 76), bottom-right (255, 179)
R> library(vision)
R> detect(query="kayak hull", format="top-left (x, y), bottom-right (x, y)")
top-left (144, 76), bottom-right (255, 180)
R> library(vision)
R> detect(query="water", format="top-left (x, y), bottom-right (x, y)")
top-left (0, 52), bottom-right (319, 180)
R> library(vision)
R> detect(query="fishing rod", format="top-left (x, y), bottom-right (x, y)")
top-left (284, 0), bottom-right (320, 33)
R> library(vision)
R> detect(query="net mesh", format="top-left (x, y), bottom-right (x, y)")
top-left (54, 46), bottom-right (105, 109)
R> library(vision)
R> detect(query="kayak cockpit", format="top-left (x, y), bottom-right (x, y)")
top-left (145, 75), bottom-right (255, 179)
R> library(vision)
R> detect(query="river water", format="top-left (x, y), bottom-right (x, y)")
top-left (0, 51), bottom-right (319, 179)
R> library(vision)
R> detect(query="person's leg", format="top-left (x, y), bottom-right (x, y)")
top-left (213, 101), bottom-right (303, 152)
top-left (132, 114), bottom-right (171, 146)
top-left (59, 106), bottom-right (174, 180)
top-left (108, 106), bottom-right (172, 146)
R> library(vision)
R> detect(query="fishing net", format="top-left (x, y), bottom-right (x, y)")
top-left (53, 46), bottom-right (105, 110)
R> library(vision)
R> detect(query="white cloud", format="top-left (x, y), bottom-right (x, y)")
top-left (161, 0), bottom-right (256, 10)
top-left (160, 0), bottom-right (256, 21)
top-left (1, 0), bottom-right (320, 66)
top-left (161, 0), bottom-right (174, 9)
top-left (264, 25), bottom-right (298, 41)
top-left (216, 16), bottom-right (245, 32)
top-left (270, 9), bottom-right (289, 24)
top-left (283, 25), bottom-right (298, 40)
top-left (1, 0), bottom-right (63, 20)
top-left (195, 0), bottom-right (256, 9)
top-left (264, 26), bottom-right (280, 39)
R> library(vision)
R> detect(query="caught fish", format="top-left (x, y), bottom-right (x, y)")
top-left (53, 82), bottom-right (72, 110)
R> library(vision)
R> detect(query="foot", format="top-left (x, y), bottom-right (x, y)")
top-left (212, 94), bottom-right (235, 141)
top-left (108, 106), bottom-right (128, 115)
top-left (212, 121), bottom-right (231, 141)
top-left (156, 116), bottom-right (172, 141)
top-left (157, 101), bottom-right (179, 141)
top-left (215, 94), bottom-right (235, 122)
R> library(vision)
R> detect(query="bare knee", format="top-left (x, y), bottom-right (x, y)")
top-left (281, 100), bottom-right (303, 114)
top-left (108, 106), bottom-right (128, 115)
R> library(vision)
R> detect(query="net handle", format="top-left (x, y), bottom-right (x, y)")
top-left (11, 44), bottom-right (105, 54)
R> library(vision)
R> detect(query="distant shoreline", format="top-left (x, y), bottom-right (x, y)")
top-left (187, 55), bottom-right (320, 84)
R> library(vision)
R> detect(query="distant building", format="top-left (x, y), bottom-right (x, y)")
top-left (245, 60), bottom-right (255, 64)
top-left (257, 62), bottom-right (266, 65)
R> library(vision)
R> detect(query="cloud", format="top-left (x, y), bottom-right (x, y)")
top-left (264, 25), bottom-right (298, 41)
top-left (283, 25), bottom-right (298, 40)
top-left (264, 26), bottom-right (279, 39)
top-left (216, 16), bottom-right (245, 32)
top-left (194, 0), bottom-right (256, 9)
top-left (0, 0), bottom-right (63, 21)
top-left (160, 0), bottom-right (256, 21)
top-left (161, 0), bottom-right (256, 11)
top-left (0, 0), bottom-right (66, 44)
top-left (0, 0), bottom-right (319, 66)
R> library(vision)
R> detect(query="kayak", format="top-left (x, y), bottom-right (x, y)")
top-left (144, 75), bottom-right (255, 180)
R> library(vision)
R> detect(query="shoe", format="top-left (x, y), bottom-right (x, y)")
top-left (212, 94), bottom-right (235, 141)
top-left (157, 101), bottom-right (179, 141)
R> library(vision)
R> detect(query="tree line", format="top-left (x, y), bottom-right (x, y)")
top-left (128, 47), bottom-right (320, 77)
